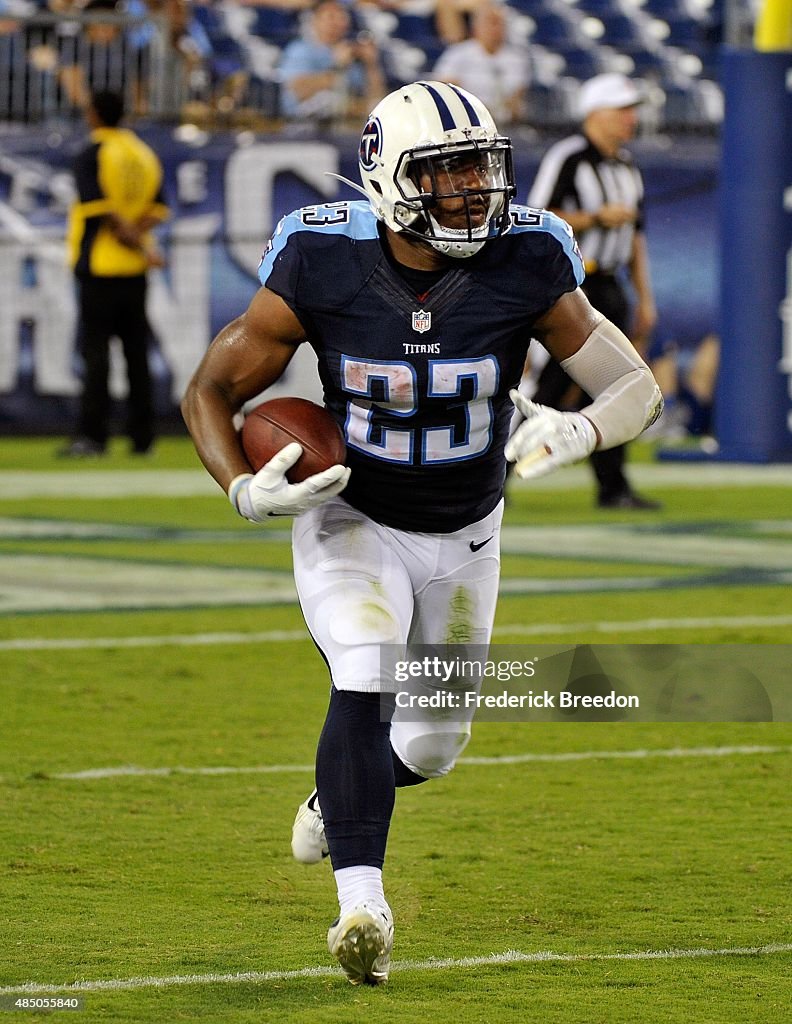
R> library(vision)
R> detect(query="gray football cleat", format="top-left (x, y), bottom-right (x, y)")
top-left (327, 901), bottom-right (394, 986)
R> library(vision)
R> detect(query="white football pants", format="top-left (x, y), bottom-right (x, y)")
top-left (292, 496), bottom-right (503, 778)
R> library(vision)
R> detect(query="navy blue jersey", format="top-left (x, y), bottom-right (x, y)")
top-left (258, 200), bottom-right (583, 532)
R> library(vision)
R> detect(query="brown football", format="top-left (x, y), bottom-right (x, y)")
top-left (241, 397), bottom-right (346, 483)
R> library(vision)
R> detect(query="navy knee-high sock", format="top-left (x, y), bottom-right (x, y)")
top-left (316, 688), bottom-right (396, 870)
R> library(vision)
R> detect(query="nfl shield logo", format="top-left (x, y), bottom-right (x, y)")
top-left (412, 309), bottom-right (432, 333)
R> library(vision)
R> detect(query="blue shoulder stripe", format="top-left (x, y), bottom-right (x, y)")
top-left (509, 204), bottom-right (585, 287)
top-left (258, 200), bottom-right (378, 285)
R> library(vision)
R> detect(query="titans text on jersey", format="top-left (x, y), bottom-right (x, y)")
top-left (258, 200), bottom-right (584, 532)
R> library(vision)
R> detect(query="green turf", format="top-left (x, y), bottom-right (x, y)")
top-left (0, 436), bottom-right (204, 471)
top-left (1, 439), bottom-right (790, 1022)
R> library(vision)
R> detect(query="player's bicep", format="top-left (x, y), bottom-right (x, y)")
top-left (192, 287), bottom-right (306, 410)
top-left (532, 287), bottom-right (603, 363)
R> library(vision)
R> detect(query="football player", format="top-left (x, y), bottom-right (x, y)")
top-left (181, 81), bottom-right (662, 985)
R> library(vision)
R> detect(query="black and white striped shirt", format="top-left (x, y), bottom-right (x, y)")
top-left (527, 134), bottom-right (644, 274)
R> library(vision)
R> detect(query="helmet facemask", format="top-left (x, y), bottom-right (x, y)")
top-left (393, 140), bottom-right (515, 258)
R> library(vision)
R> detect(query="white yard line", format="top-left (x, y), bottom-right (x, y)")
top-left (0, 471), bottom-right (218, 499)
top-left (491, 614), bottom-right (792, 637)
top-left (499, 525), bottom-right (792, 569)
top-left (49, 745), bottom-right (792, 781)
top-left (3, 613), bottom-right (792, 651)
top-left (0, 555), bottom-right (297, 612)
top-left (0, 629), bottom-right (308, 651)
top-left (1, 462), bottom-right (791, 499)
top-left (1, 512), bottom-right (791, 612)
top-left (1, 943), bottom-right (790, 995)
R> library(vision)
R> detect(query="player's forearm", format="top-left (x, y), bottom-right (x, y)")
top-left (183, 295), bottom-right (303, 492)
top-left (561, 319), bottom-right (663, 448)
top-left (181, 378), bottom-right (253, 493)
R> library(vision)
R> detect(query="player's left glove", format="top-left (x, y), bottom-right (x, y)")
top-left (228, 442), bottom-right (350, 520)
top-left (505, 389), bottom-right (597, 480)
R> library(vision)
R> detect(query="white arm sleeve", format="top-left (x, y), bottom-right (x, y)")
top-left (560, 319), bottom-right (664, 449)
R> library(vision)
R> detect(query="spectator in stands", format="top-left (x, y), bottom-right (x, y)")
top-left (434, 0), bottom-right (480, 45)
top-left (645, 333), bottom-right (719, 443)
top-left (57, 0), bottom-right (131, 112)
top-left (237, 0), bottom-right (313, 12)
top-left (60, 89), bottom-right (169, 458)
top-left (131, 0), bottom-right (218, 114)
top-left (432, 2), bottom-right (529, 124)
top-left (27, 0), bottom-right (216, 118)
top-left (278, 0), bottom-right (385, 123)
top-left (0, 0), bottom-right (20, 34)
top-left (0, 2), bottom-right (33, 122)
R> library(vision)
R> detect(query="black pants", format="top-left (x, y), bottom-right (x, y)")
top-left (76, 275), bottom-right (154, 451)
top-left (534, 273), bottom-right (631, 503)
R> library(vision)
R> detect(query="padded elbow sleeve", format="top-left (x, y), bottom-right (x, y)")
top-left (560, 319), bottom-right (664, 449)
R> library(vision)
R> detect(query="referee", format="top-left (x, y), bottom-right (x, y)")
top-left (527, 73), bottom-right (660, 509)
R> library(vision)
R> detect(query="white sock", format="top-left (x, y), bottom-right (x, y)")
top-left (334, 865), bottom-right (386, 916)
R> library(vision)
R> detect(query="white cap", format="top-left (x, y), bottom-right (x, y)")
top-left (578, 73), bottom-right (644, 119)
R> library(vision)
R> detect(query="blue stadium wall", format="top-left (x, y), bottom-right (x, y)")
top-left (0, 128), bottom-right (718, 435)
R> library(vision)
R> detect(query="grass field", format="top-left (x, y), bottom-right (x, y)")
top-left (1, 437), bottom-right (791, 1023)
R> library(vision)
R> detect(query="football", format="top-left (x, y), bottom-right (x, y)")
top-left (241, 397), bottom-right (346, 483)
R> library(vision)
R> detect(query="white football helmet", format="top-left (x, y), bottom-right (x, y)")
top-left (358, 81), bottom-right (515, 258)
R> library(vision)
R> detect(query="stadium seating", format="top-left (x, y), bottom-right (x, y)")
top-left (0, 0), bottom-right (724, 132)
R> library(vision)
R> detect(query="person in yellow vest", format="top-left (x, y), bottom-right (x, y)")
top-left (61, 89), bottom-right (169, 457)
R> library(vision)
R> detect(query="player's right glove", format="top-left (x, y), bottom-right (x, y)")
top-left (228, 442), bottom-right (350, 520)
top-left (505, 389), bottom-right (597, 479)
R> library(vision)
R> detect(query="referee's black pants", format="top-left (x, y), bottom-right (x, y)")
top-left (76, 274), bottom-right (155, 453)
top-left (534, 272), bottom-right (632, 504)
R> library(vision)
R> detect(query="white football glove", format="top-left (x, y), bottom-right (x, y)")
top-left (505, 389), bottom-right (597, 480)
top-left (228, 442), bottom-right (350, 521)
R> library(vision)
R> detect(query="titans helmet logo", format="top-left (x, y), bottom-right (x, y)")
top-left (359, 117), bottom-right (383, 171)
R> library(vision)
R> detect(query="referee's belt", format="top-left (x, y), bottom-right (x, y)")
top-left (584, 260), bottom-right (619, 277)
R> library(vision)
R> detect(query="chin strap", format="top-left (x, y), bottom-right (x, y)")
top-left (426, 213), bottom-right (489, 258)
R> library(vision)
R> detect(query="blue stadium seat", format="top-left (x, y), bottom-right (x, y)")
top-left (629, 48), bottom-right (672, 76)
top-left (642, 0), bottom-right (696, 18)
top-left (393, 12), bottom-right (437, 44)
top-left (210, 36), bottom-right (246, 79)
top-left (525, 80), bottom-right (575, 130)
top-left (577, 0), bottom-right (626, 16)
top-left (392, 13), bottom-right (445, 69)
top-left (192, 2), bottom-right (226, 37)
top-left (661, 79), bottom-right (723, 130)
top-left (508, 0), bottom-right (554, 14)
top-left (530, 12), bottom-right (580, 47)
top-left (662, 14), bottom-right (706, 49)
top-left (597, 12), bottom-right (650, 48)
top-left (559, 45), bottom-right (604, 79)
top-left (251, 8), bottom-right (300, 47)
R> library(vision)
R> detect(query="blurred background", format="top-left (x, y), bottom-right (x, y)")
top-left (0, 0), bottom-right (789, 461)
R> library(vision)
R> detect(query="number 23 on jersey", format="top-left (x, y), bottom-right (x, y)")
top-left (341, 355), bottom-right (500, 465)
